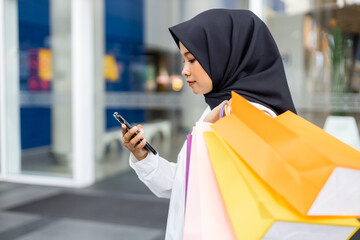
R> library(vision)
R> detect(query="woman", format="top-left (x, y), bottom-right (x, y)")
top-left (122, 9), bottom-right (296, 240)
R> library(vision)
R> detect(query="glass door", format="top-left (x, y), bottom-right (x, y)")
top-left (0, 0), bottom-right (101, 187)
top-left (18, 0), bottom-right (73, 178)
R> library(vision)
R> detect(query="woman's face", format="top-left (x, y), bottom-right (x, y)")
top-left (179, 42), bottom-right (213, 94)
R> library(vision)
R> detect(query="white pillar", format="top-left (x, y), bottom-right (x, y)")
top-left (0, 0), bottom-right (5, 177)
top-left (93, 0), bottom-right (105, 164)
top-left (71, 0), bottom-right (96, 186)
top-left (249, 0), bottom-right (265, 22)
top-left (0, 0), bottom-right (21, 175)
top-left (50, 0), bottom-right (73, 165)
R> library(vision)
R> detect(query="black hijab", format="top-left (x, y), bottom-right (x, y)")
top-left (169, 9), bottom-right (296, 115)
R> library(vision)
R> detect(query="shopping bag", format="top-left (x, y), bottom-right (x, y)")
top-left (183, 122), bottom-right (236, 240)
top-left (275, 111), bottom-right (360, 216)
top-left (203, 131), bottom-right (360, 240)
top-left (185, 134), bottom-right (192, 208)
top-left (210, 91), bottom-right (360, 216)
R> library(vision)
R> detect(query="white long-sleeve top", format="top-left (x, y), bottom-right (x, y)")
top-left (129, 103), bottom-right (276, 240)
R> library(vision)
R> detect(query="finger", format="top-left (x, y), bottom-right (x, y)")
top-left (122, 135), bottom-right (130, 146)
top-left (137, 124), bottom-right (144, 132)
top-left (122, 138), bottom-right (129, 146)
top-left (122, 124), bottom-right (131, 144)
top-left (121, 124), bottom-right (127, 135)
top-left (129, 129), bottom-right (145, 146)
top-left (124, 126), bottom-right (138, 140)
top-left (135, 137), bottom-right (147, 150)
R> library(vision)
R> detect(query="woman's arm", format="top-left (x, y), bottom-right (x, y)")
top-left (122, 123), bottom-right (178, 199)
top-left (129, 152), bottom-right (177, 199)
top-left (125, 107), bottom-right (210, 199)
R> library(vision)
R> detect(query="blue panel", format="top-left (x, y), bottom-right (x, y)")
top-left (105, 0), bottom-right (143, 42)
top-left (105, 0), bottom-right (146, 128)
top-left (20, 108), bottom-right (52, 149)
top-left (18, 0), bottom-right (146, 144)
top-left (18, 0), bottom-right (50, 49)
top-left (105, 0), bottom-right (145, 92)
top-left (18, 0), bottom-right (50, 26)
top-left (18, 0), bottom-right (52, 149)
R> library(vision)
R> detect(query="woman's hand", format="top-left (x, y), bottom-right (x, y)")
top-left (203, 100), bottom-right (229, 123)
top-left (122, 124), bottom-right (149, 161)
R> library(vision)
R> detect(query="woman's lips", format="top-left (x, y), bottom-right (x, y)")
top-left (187, 81), bottom-right (195, 86)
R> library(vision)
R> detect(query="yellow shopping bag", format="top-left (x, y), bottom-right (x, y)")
top-left (204, 131), bottom-right (360, 240)
top-left (211, 91), bottom-right (360, 216)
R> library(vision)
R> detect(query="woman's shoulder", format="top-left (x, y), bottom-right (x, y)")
top-left (198, 106), bottom-right (211, 121)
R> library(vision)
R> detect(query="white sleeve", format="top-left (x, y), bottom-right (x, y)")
top-left (129, 152), bottom-right (177, 199)
top-left (129, 107), bottom-right (209, 199)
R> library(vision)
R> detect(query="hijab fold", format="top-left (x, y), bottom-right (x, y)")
top-left (169, 9), bottom-right (296, 115)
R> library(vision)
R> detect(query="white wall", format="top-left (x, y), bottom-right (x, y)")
top-left (144, 0), bottom-right (248, 52)
top-left (144, 0), bottom-right (180, 52)
top-left (268, 14), bottom-right (305, 109)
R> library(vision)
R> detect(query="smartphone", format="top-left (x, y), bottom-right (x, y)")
top-left (113, 112), bottom-right (157, 155)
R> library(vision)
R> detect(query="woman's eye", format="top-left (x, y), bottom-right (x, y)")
top-left (182, 59), bottom-right (196, 64)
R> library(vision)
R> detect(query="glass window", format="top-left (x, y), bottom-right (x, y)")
top-left (6, 0), bottom-right (73, 177)
top-left (266, 0), bottom-right (360, 136)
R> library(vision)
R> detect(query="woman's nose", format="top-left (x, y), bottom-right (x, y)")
top-left (182, 64), bottom-right (190, 77)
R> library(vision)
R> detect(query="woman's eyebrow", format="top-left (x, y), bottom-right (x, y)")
top-left (184, 52), bottom-right (192, 57)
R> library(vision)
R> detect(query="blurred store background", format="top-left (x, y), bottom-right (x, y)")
top-left (2, 0), bottom-right (359, 187)
top-left (1, 0), bottom-right (360, 239)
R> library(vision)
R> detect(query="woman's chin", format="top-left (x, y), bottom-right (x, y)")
top-left (192, 89), bottom-right (201, 95)
top-left (192, 88), bottom-right (211, 95)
